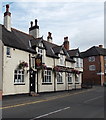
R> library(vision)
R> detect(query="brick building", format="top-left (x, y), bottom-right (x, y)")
top-left (81, 45), bottom-right (106, 86)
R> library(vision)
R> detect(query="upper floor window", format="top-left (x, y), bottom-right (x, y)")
top-left (38, 48), bottom-right (43, 55)
top-left (76, 58), bottom-right (79, 67)
top-left (39, 42), bottom-right (43, 47)
top-left (57, 72), bottom-right (63, 83)
top-left (88, 56), bottom-right (95, 62)
top-left (6, 47), bottom-right (11, 57)
top-left (42, 70), bottom-right (52, 83)
top-left (60, 55), bottom-right (64, 65)
top-left (32, 57), bottom-right (35, 69)
top-left (80, 59), bottom-right (83, 68)
top-left (14, 70), bottom-right (25, 84)
top-left (89, 65), bottom-right (96, 71)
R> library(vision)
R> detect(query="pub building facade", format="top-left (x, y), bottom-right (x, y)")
top-left (1, 5), bottom-right (83, 96)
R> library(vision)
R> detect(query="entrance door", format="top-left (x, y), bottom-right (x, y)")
top-left (30, 70), bottom-right (35, 92)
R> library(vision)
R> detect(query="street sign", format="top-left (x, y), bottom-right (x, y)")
top-left (97, 72), bottom-right (104, 75)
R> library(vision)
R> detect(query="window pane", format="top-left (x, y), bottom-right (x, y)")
top-left (6, 47), bottom-right (10, 56)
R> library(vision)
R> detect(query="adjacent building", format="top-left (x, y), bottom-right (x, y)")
top-left (0, 5), bottom-right (83, 96)
top-left (81, 45), bottom-right (106, 86)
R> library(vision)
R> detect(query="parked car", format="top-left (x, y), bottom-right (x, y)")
top-left (103, 82), bottom-right (106, 87)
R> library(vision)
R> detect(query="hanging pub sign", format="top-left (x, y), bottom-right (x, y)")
top-left (35, 55), bottom-right (42, 69)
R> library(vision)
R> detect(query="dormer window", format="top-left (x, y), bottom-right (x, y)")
top-left (60, 55), bottom-right (64, 65)
top-left (76, 53), bottom-right (79, 56)
top-left (60, 50), bottom-right (64, 54)
top-left (6, 47), bottom-right (11, 57)
top-left (39, 42), bottom-right (43, 47)
top-left (38, 48), bottom-right (43, 55)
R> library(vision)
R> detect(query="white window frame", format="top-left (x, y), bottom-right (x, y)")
top-left (57, 72), bottom-right (63, 83)
top-left (88, 56), bottom-right (95, 62)
top-left (89, 65), bottom-right (96, 71)
top-left (60, 55), bottom-right (64, 65)
top-left (39, 42), bottom-right (43, 47)
top-left (6, 47), bottom-right (11, 57)
top-left (32, 57), bottom-right (35, 69)
top-left (76, 58), bottom-right (79, 67)
top-left (75, 74), bottom-right (79, 83)
top-left (42, 70), bottom-right (52, 83)
top-left (67, 73), bottom-right (72, 83)
top-left (14, 70), bottom-right (25, 84)
top-left (38, 48), bottom-right (43, 55)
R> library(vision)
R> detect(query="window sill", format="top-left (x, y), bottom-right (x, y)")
top-left (14, 83), bottom-right (25, 85)
top-left (7, 55), bottom-right (11, 58)
top-left (42, 83), bottom-right (52, 85)
top-left (75, 82), bottom-right (80, 84)
top-left (57, 82), bottom-right (64, 84)
top-left (68, 83), bottom-right (73, 84)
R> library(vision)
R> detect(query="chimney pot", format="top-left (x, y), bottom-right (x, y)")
top-left (30, 21), bottom-right (33, 27)
top-left (99, 45), bottom-right (103, 48)
top-left (64, 36), bottom-right (68, 41)
top-left (35, 19), bottom-right (38, 26)
top-left (6, 4), bottom-right (9, 12)
top-left (48, 32), bottom-right (52, 37)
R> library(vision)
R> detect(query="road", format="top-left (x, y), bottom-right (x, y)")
top-left (1, 86), bottom-right (105, 119)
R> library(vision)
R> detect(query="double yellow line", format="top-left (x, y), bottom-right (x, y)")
top-left (0, 88), bottom-right (96, 110)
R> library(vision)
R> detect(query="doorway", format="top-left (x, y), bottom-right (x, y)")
top-left (30, 70), bottom-right (36, 93)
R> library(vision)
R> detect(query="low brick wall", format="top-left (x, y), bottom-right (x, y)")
top-left (0, 91), bottom-right (2, 100)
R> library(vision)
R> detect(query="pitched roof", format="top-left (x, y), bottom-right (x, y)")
top-left (67, 49), bottom-right (80, 58)
top-left (43, 40), bottom-right (59, 58)
top-left (1, 24), bottom-right (36, 53)
top-left (1, 24), bottom-right (75, 62)
top-left (81, 46), bottom-right (106, 58)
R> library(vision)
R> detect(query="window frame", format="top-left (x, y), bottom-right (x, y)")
top-left (57, 72), bottom-right (63, 83)
top-left (67, 73), bottom-right (73, 83)
top-left (88, 56), bottom-right (95, 62)
top-left (38, 48), bottom-right (43, 55)
top-left (6, 47), bottom-right (11, 57)
top-left (75, 74), bottom-right (79, 83)
top-left (89, 65), bottom-right (96, 71)
top-left (42, 70), bottom-right (52, 84)
top-left (60, 55), bottom-right (64, 65)
top-left (14, 70), bottom-right (25, 84)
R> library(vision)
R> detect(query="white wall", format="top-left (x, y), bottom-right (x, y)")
top-left (0, 40), bottom-right (3, 91)
top-left (3, 46), bottom-right (30, 95)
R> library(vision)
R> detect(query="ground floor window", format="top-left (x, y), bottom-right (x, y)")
top-left (57, 72), bottom-right (63, 83)
top-left (67, 73), bottom-right (72, 83)
top-left (42, 70), bottom-right (52, 83)
top-left (75, 74), bottom-right (79, 83)
top-left (14, 70), bottom-right (24, 84)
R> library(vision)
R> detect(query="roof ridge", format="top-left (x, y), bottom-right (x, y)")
top-left (43, 40), bottom-right (59, 47)
top-left (12, 28), bottom-right (33, 37)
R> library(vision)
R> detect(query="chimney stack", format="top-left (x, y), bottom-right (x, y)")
top-left (29, 19), bottom-right (39, 38)
top-left (4, 4), bottom-right (11, 31)
top-left (47, 32), bottom-right (52, 42)
top-left (99, 45), bottom-right (103, 48)
top-left (63, 36), bottom-right (69, 50)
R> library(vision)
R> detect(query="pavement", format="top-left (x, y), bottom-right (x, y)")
top-left (1, 86), bottom-right (105, 119)
top-left (2, 88), bottom-right (91, 107)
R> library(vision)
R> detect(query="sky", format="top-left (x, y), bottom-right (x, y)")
top-left (1, 0), bottom-right (105, 52)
